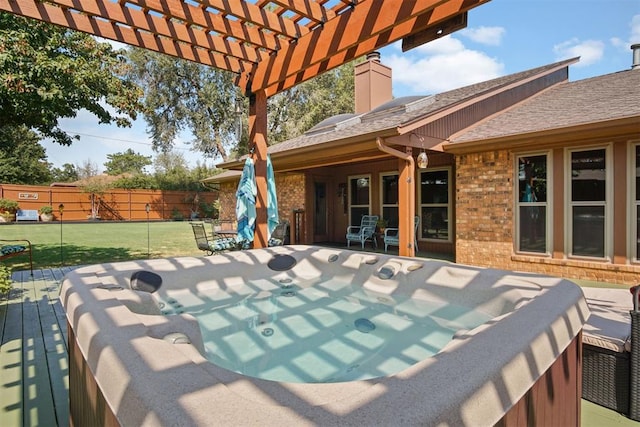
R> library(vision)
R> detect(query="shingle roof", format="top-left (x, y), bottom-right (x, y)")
top-left (268, 58), bottom-right (578, 155)
top-left (450, 69), bottom-right (640, 144)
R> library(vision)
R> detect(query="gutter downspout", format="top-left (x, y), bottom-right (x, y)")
top-left (376, 137), bottom-right (415, 257)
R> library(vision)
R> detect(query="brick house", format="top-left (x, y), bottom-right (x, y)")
top-left (210, 47), bottom-right (640, 285)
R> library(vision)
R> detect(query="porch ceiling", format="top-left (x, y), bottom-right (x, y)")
top-left (0, 0), bottom-right (490, 96)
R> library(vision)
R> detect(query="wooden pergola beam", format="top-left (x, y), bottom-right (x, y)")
top-left (0, 0), bottom-right (244, 72)
top-left (132, 0), bottom-right (282, 51)
top-left (270, 0), bottom-right (334, 24)
top-left (243, 0), bottom-right (489, 95)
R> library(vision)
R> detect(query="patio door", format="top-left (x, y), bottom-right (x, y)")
top-left (313, 181), bottom-right (329, 242)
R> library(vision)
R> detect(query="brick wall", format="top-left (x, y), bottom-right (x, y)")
top-left (455, 149), bottom-right (640, 285)
top-left (455, 150), bottom-right (513, 267)
top-left (217, 172), bottom-right (306, 228)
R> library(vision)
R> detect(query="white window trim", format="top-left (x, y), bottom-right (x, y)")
top-left (379, 171), bottom-right (399, 227)
top-left (564, 144), bottom-right (613, 261)
top-left (348, 174), bottom-right (372, 225)
top-left (628, 140), bottom-right (640, 263)
top-left (514, 151), bottom-right (552, 256)
top-left (418, 167), bottom-right (452, 243)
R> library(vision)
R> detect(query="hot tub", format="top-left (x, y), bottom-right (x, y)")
top-left (61, 245), bottom-right (589, 426)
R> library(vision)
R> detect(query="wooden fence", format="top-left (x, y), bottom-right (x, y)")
top-left (0, 184), bottom-right (218, 222)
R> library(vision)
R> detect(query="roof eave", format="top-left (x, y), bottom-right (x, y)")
top-left (444, 116), bottom-right (640, 154)
top-left (218, 128), bottom-right (401, 171)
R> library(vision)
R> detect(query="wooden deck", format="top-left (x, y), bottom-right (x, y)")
top-left (0, 266), bottom-right (638, 427)
top-left (0, 267), bottom-right (77, 427)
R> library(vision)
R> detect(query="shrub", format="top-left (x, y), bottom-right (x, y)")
top-left (0, 198), bottom-right (19, 214)
top-left (0, 265), bottom-right (12, 296)
top-left (39, 205), bottom-right (53, 215)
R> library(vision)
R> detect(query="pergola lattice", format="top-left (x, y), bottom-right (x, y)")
top-left (0, 0), bottom-right (490, 252)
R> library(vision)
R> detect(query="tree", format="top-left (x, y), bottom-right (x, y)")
top-left (268, 62), bottom-right (355, 143)
top-left (0, 125), bottom-right (52, 184)
top-left (0, 13), bottom-right (142, 146)
top-left (126, 49), bottom-right (241, 161)
top-left (76, 160), bottom-right (101, 179)
top-left (104, 149), bottom-right (152, 175)
top-left (50, 163), bottom-right (79, 183)
top-left (78, 175), bottom-right (113, 219)
top-left (126, 48), bottom-right (356, 161)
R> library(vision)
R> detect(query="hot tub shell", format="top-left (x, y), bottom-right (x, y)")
top-left (61, 245), bottom-right (589, 426)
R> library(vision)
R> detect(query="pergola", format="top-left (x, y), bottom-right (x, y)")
top-left (1, 0), bottom-right (490, 253)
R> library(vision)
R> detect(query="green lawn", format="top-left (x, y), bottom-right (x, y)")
top-left (0, 221), bottom-right (206, 271)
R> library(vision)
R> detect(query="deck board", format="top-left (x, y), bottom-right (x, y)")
top-left (0, 268), bottom-right (75, 427)
top-left (0, 283), bottom-right (24, 427)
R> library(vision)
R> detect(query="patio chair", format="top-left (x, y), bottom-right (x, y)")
top-left (346, 215), bottom-right (378, 249)
top-left (383, 216), bottom-right (420, 252)
top-left (190, 222), bottom-right (237, 255)
top-left (268, 220), bottom-right (290, 246)
top-left (0, 239), bottom-right (33, 274)
top-left (581, 286), bottom-right (640, 420)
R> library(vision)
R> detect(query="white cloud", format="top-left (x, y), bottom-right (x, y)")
top-left (460, 26), bottom-right (505, 46)
top-left (553, 38), bottom-right (605, 67)
top-left (631, 14), bottom-right (640, 44)
top-left (383, 36), bottom-right (504, 94)
top-left (611, 14), bottom-right (640, 51)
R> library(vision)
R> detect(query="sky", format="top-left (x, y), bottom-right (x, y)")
top-left (40, 0), bottom-right (640, 173)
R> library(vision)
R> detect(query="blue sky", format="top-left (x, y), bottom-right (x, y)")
top-left (41, 0), bottom-right (640, 172)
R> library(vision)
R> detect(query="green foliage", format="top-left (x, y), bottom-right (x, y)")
top-left (39, 205), bottom-right (53, 215)
top-left (268, 62), bottom-right (355, 144)
top-left (50, 163), bottom-right (79, 183)
top-left (0, 264), bottom-right (12, 296)
top-left (171, 207), bottom-right (184, 221)
top-left (0, 12), bottom-right (143, 146)
top-left (113, 174), bottom-right (158, 190)
top-left (105, 148), bottom-right (152, 175)
top-left (0, 125), bottom-right (52, 184)
top-left (126, 48), bottom-right (240, 161)
top-left (0, 198), bottom-right (19, 213)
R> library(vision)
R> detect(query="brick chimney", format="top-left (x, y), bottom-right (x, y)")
top-left (354, 52), bottom-right (393, 114)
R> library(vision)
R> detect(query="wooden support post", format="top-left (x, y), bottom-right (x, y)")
top-left (398, 147), bottom-right (416, 257)
top-left (249, 90), bottom-right (268, 248)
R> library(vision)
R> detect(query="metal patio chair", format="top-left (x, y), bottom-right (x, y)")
top-left (346, 215), bottom-right (378, 249)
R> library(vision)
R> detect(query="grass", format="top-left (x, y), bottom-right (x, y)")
top-left (0, 221), bottom-right (206, 271)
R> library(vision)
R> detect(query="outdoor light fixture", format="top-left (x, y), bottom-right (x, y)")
top-left (58, 203), bottom-right (64, 214)
top-left (411, 133), bottom-right (429, 169)
top-left (417, 151), bottom-right (429, 169)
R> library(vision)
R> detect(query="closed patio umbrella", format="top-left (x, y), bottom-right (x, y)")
top-left (266, 155), bottom-right (279, 240)
top-left (236, 158), bottom-right (256, 248)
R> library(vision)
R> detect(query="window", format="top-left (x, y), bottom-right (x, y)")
top-left (348, 175), bottom-right (371, 226)
top-left (419, 169), bottom-right (451, 241)
top-left (632, 143), bottom-right (640, 262)
top-left (516, 154), bottom-right (549, 254)
top-left (567, 147), bottom-right (611, 259)
top-left (380, 173), bottom-right (399, 227)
